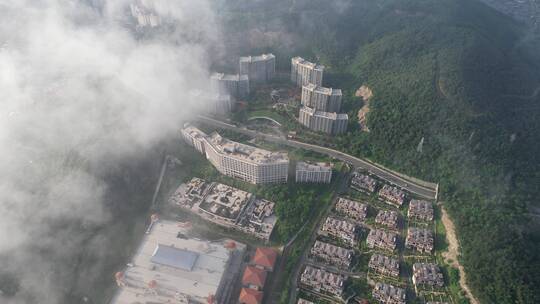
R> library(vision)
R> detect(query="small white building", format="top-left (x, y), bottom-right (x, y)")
top-left (295, 161), bottom-right (332, 183)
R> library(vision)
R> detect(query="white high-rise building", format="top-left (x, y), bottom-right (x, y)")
top-left (291, 57), bottom-right (324, 87)
top-left (181, 126), bottom-right (289, 184)
top-left (210, 73), bottom-right (250, 99)
top-left (301, 84), bottom-right (342, 112)
top-left (296, 161), bottom-right (332, 183)
top-left (299, 106), bottom-right (348, 135)
top-left (239, 54), bottom-right (275, 83)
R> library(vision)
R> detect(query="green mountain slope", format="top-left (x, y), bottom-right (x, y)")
top-left (217, 0), bottom-right (540, 302)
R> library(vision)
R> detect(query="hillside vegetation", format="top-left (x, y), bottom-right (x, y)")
top-left (216, 0), bottom-right (540, 303)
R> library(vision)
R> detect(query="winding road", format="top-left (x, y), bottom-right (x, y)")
top-left (197, 115), bottom-right (438, 200)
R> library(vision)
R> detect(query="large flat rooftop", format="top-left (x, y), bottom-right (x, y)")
top-left (292, 56), bottom-right (324, 71)
top-left (301, 106), bottom-right (348, 119)
top-left (111, 220), bottom-right (245, 304)
top-left (206, 132), bottom-right (289, 164)
top-left (303, 83), bottom-right (342, 96)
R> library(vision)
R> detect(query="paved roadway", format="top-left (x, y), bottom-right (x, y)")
top-left (197, 116), bottom-right (437, 200)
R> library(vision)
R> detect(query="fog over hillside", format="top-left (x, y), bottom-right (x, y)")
top-left (0, 0), bottom-right (220, 302)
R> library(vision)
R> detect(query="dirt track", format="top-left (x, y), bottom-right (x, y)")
top-left (440, 204), bottom-right (479, 304)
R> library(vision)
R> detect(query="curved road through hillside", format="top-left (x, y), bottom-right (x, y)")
top-left (197, 115), bottom-right (437, 200)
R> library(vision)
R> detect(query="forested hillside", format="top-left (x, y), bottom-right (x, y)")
top-left (215, 0), bottom-right (540, 303)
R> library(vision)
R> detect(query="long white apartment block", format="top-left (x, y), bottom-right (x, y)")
top-left (299, 106), bottom-right (348, 135)
top-left (295, 161), bottom-right (332, 183)
top-left (291, 57), bottom-right (324, 87)
top-left (239, 54), bottom-right (275, 83)
top-left (181, 125), bottom-right (289, 185)
top-left (210, 72), bottom-right (250, 99)
top-left (301, 83), bottom-right (342, 112)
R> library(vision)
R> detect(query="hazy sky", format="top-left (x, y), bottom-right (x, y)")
top-left (0, 0), bottom-right (220, 302)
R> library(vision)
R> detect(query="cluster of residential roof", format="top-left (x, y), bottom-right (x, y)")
top-left (319, 216), bottom-right (358, 246)
top-left (412, 263), bottom-right (444, 292)
top-left (379, 184), bottom-right (407, 207)
top-left (170, 178), bottom-right (277, 240)
top-left (300, 265), bottom-right (347, 297)
top-left (405, 227), bottom-right (434, 253)
top-left (239, 247), bottom-right (278, 304)
top-left (372, 282), bottom-right (406, 304)
top-left (310, 240), bottom-right (354, 268)
top-left (367, 228), bottom-right (398, 252)
top-left (369, 253), bottom-right (400, 277)
top-left (408, 199), bottom-right (434, 221)
top-left (351, 171), bottom-right (378, 193)
top-left (111, 218), bottom-right (246, 304)
top-left (335, 197), bottom-right (368, 222)
top-left (375, 210), bottom-right (400, 229)
top-left (292, 57), bottom-right (349, 135)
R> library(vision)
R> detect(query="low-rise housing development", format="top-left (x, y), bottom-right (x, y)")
top-left (111, 219), bottom-right (246, 304)
top-left (300, 265), bottom-right (346, 298)
top-left (369, 253), bottom-right (400, 277)
top-left (240, 53), bottom-right (275, 83)
top-left (378, 184), bottom-right (406, 207)
top-left (301, 83), bottom-right (342, 112)
top-left (181, 125), bottom-right (290, 185)
top-left (375, 210), bottom-right (399, 229)
top-left (210, 72), bottom-right (250, 99)
top-left (372, 282), bottom-right (406, 304)
top-left (291, 57), bottom-right (324, 87)
top-left (408, 199), bottom-right (434, 221)
top-left (412, 263), bottom-right (444, 291)
top-left (406, 228), bottom-right (434, 253)
top-left (295, 161), bottom-right (333, 183)
top-left (351, 172), bottom-right (378, 193)
top-left (366, 229), bottom-right (398, 252)
top-left (239, 288), bottom-right (263, 304)
top-left (319, 217), bottom-right (358, 245)
top-left (170, 179), bottom-right (277, 240)
top-left (299, 106), bottom-right (348, 135)
top-left (310, 240), bottom-right (354, 268)
top-left (335, 197), bottom-right (368, 222)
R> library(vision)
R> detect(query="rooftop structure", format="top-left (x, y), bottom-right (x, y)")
top-left (252, 247), bottom-right (278, 271)
top-left (408, 199), bottom-right (434, 221)
top-left (239, 288), bottom-right (263, 304)
top-left (210, 72), bottom-right (250, 99)
top-left (366, 229), bottom-right (398, 252)
top-left (375, 210), bottom-right (399, 229)
top-left (181, 124), bottom-right (208, 154)
top-left (412, 263), bottom-right (444, 291)
top-left (300, 265), bottom-right (346, 298)
top-left (372, 282), bottom-right (406, 304)
top-left (291, 57), bottom-right (324, 87)
top-left (199, 183), bottom-right (253, 224)
top-left (204, 131), bottom-right (289, 184)
top-left (111, 219), bottom-right (246, 304)
top-left (310, 240), bottom-right (354, 268)
top-left (319, 217), bottom-right (357, 245)
top-left (237, 198), bottom-right (277, 240)
top-left (405, 228), bottom-right (434, 253)
top-left (301, 83), bottom-right (343, 112)
top-left (242, 265), bottom-right (267, 290)
top-left (299, 106), bottom-right (348, 135)
top-left (239, 54), bottom-right (275, 83)
top-left (378, 185), bottom-right (406, 207)
top-left (169, 177), bottom-right (210, 208)
top-left (295, 161), bottom-right (333, 184)
top-left (368, 253), bottom-right (400, 277)
top-left (335, 197), bottom-right (368, 222)
top-left (351, 172), bottom-right (378, 193)
top-left (297, 299), bottom-right (315, 304)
